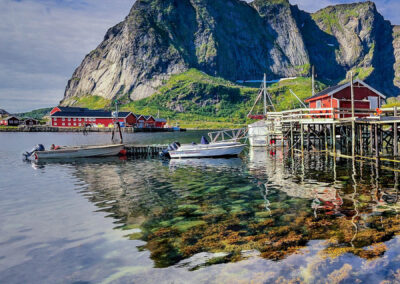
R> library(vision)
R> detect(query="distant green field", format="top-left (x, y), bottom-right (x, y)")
top-left (16, 107), bottom-right (53, 120)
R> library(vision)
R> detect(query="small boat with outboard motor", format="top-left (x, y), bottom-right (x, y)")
top-left (23, 144), bottom-right (125, 160)
top-left (161, 136), bottom-right (245, 159)
top-left (23, 103), bottom-right (126, 160)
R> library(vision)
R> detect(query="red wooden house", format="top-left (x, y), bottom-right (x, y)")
top-left (50, 107), bottom-right (135, 128)
top-left (0, 116), bottom-right (20, 126)
top-left (305, 79), bottom-right (386, 118)
top-left (49, 106), bottom-right (166, 128)
top-left (155, 118), bottom-right (167, 128)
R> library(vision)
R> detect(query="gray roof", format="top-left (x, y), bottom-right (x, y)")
top-left (306, 83), bottom-right (346, 101)
top-left (51, 110), bottom-right (132, 118)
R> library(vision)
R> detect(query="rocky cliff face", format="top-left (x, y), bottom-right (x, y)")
top-left (295, 1), bottom-right (399, 94)
top-left (62, 0), bottom-right (400, 106)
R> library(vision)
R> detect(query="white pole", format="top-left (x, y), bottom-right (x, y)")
top-left (263, 73), bottom-right (267, 116)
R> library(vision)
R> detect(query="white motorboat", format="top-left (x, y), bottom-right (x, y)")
top-left (169, 141), bottom-right (245, 159)
top-left (26, 144), bottom-right (124, 160)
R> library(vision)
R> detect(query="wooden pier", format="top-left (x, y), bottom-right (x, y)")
top-left (264, 106), bottom-right (400, 167)
top-left (124, 145), bottom-right (167, 157)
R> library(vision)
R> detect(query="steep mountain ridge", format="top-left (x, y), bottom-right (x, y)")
top-left (62, 0), bottom-right (400, 108)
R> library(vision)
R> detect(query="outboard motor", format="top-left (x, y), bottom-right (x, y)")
top-left (23, 144), bottom-right (45, 160)
top-left (160, 141), bottom-right (181, 158)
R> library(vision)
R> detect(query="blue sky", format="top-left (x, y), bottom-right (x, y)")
top-left (0, 0), bottom-right (399, 113)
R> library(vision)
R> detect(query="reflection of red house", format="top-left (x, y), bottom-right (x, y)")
top-left (305, 79), bottom-right (386, 118)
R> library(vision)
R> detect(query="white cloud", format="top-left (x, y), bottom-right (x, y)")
top-left (0, 0), bottom-right (398, 113)
top-left (0, 0), bottom-right (134, 113)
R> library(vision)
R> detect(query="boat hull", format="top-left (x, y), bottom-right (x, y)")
top-left (34, 144), bottom-right (124, 160)
top-left (169, 143), bottom-right (245, 159)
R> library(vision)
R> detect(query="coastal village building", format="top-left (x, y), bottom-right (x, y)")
top-left (49, 106), bottom-right (166, 128)
top-left (22, 118), bottom-right (39, 126)
top-left (305, 79), bottom-right (386, 118)
top-left (0, 116), bottom-right (20, 126)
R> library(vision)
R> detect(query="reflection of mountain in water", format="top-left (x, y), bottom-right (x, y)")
top-left (35, 153), bottom-right (400, 269)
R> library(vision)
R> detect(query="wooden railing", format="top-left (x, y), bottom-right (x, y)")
top-left (263, 108), bottom-right (377, 122)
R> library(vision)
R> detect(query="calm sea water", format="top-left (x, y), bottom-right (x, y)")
top-left (2, 132), bottom-right (400, 283)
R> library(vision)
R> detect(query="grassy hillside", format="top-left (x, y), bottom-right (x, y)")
top-left (16, 107), bottom-right (53, 120)
top-left (118, 69), bottom-right (325, 128)
top-left (62, 95), bottom-right (111, 109)
top-left (60, 69), bottom-right (326, 129)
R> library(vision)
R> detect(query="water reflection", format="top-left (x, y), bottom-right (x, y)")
top-left (169, 158), bottom-right (243, 170)
top-left (28, 149), bottom-right (400, 275)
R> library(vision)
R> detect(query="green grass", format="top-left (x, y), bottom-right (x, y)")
top-left (16, 107), bottom-right (52, 119)
top-left (383, 97), bottom-right (400, 108)
top-left (120, 69), bottom-right (259, 127)
top-left (70, 95), bottom-right (111, 109)
top-left (267, 77), bottom-right (326, 111)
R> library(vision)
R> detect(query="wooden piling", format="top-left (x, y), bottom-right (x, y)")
top-left (395, 107), bottom-right (398, 156)
top-left (301, 124), bottom-right (304, 153)
top-left (332, 124), bottom-right (336, 154)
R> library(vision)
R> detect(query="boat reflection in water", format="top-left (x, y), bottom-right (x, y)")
top-left (24, 148), bottom-right (400, 282)
top-left (169, 157), bottom-right (243, 170)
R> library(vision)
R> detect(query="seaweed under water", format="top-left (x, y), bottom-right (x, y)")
top-left (66, 148), bottom-right (400, 278)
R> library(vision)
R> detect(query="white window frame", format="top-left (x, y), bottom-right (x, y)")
top-left (316, 100), bottom-right (322, 108)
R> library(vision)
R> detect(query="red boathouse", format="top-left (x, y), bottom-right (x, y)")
top-left (50, 107), bottom-right (136, 128)
top-left (304, 79), bottom-right (386, 118)
top-left (49, 106), bottom-right (167, 128)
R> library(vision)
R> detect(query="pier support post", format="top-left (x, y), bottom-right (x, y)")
top-left (395, 107), bottom-right (398, 156)
top-left (290, 123), bottom-right (294, 155)
top-left (359, 125), bottom-right (363, 156)
top-left (324, 125), bottom-right (328, 151)
top-left (370, 125), bottom-right (374, 155)
top-left (351, 121), bottom-right (356, 157)
top-left (301, 124), bottom-right (304, 154)
top-left (332, 124), bottom-right (336, 154)
top-left (375, 124), bottom-right (380, 166)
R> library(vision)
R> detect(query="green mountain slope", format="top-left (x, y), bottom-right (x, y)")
top-left (118, 69), bottom-right (325, 128)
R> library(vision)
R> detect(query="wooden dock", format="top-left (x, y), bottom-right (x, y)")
top-left (263, 106), bottom-right (400, 167)
top-left (0, 126), bottom-right (185, 133)
top-left (124, 145), bottom-right (167, 157)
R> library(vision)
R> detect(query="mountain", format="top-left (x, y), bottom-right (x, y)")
top-left (61, 0), bottom-right (400, 114)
